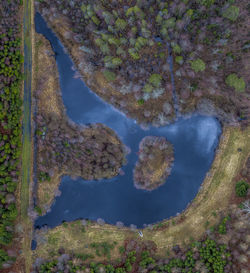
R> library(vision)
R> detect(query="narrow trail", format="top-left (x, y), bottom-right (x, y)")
top-left (20, 0), bottom-right (33, 271)
top-left (166, 42), bottom-right (180, 118)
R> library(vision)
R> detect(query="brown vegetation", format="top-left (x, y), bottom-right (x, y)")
top-left (133, 136), bottom-right (174, 191)
top-left (34, 34), bottom-right (127, 215)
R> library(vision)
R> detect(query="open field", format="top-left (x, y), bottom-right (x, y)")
top-left (32, 125), bottom-right (250, 262)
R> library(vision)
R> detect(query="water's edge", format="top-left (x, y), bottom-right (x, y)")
top-left (34, 13), bottom-right (222, 230)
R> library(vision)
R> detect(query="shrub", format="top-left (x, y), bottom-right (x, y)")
top-left (148, 74), bottom-right (162, 87)
top-left (186, 9), bottom-right (194, 17)
top-left (222, 5), bottom-right (239, 21)
top-left (225, 73), bottom-right (245, 92)
top-left (128, 48), bottom-right (140, 60)
top-left (34, 206), bottom-right (42, 216)
top-left (217, 216), bottom-right (230, 234)
top-left (137, 99), bottom-right (145, 105)
top-left (103, 11), bottom-right (114, 25)
top-left (235, 180), bottom-right (249, 197)
top-left (175, 56), bottom-right (184, 65)
top-left (38, 171), bottom-right (50, 182)
top-left (112, 57), bottom-right (122, 66)
top-left (143, 83), bottom-right (153, 93)
top-left (103, 70), bottom-right (116, 81)
top-left (171, 43), bottom-right (181, 54)
top-left (135, 37), bottom-right (147, 50)
top-left (165, 17), bottom-right (176, 28)
top-left (0, 249), bottom-right (10, 269)
top-left (197, 0), bottom-right (215, 8)
top-left (100, 44), bottom-right (110, 54)
top-left (116, 47), bottom-right (126, 57)
top-left (115, 18), bottom-right (127, 31)
top-left (156, 14), bottom-right (163, 24)
top-left (190, 58), bottom-right (206, 72)
top-left (91, 16), bottom-right (100, 25)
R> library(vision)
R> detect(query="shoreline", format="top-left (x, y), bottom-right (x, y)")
top-left (35, 6), bottom-right (177, 127)
top-left (32, 10), bottom-right (241, 220)
top-left (33, 32), bottom-right (63, 215)
top-left (35, 1), bottom-right (249, 128)
top-left (33, 33), bottom-right (128, 215)
top-left (133, 136), bottom-right (174, 191)
top-left (32, 124), bottom-right (250, 260)
top-left (27, 1), bottom-right (250, 270)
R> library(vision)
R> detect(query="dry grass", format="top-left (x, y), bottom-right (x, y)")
top-left (33, 221), bottom-right (135, 263)
top-left (33, 125), bottom-right (250, 261)
top-left (38, 12), bottom-right (175, 124)
top-left (34, 33), bottom-right (65, 214)
top-left (142, 125), bottom-right (250, 255)
top-left (36, 167), bottom-right (63, 214)
top-left (150, 161), bottom-right (168, 183)
top-left (34, 33), bottom-right (62, 116)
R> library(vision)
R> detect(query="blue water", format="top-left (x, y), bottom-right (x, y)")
top-left (34, 13), bottom-right (221, 229)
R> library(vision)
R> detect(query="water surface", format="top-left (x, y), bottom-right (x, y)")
top-left (35, 13), bottom-right (221, 228)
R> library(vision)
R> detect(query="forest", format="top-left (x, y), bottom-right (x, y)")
top-left (36, 0), bottom-right (249, 126)
top-left (0, 0), bottom-right (23, 268)
top-left (0, 0), bottom-right (249, 271)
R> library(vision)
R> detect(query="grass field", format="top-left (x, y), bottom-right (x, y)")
top-left (32, 125), bottom-right (250, 262)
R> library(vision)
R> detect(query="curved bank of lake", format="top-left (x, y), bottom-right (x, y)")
top-left (34, 13), bottom-right (222, 229)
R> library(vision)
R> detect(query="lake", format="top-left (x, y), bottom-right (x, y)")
top-left (34, 13), bottom-right (221, 229)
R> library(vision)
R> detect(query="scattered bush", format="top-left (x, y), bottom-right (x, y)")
top-left (38, 171), bottom-right (50, 182)
top-left (235, 180), bottom-right (249, 197)
top-left (148, 74), bottom-right (162, 88)
top-left (143, 83), bottom-right (153, 93)
top-left (222, 5), bottom-right (239, 21)
top-left (175, 56), bottom-right (183, 65)
top-left (190, 58), bottom-right (206, 72)
top-left (0, 249), bottom-right (10, 269)
top-left (103, 70), bottom-right (116, 81)
top-left (217, 216), bottom-right (230, 234)
top-left (225, 73), bottom-right (245, 92)
top-left (34, 235), bottom-right (232, 273)
top-left (137, 99), bottom-right (145, 105)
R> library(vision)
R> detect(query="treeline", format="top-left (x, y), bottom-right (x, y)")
top-left (0, 0), bottom-right (23, 268)
top-left (37, 0), bottom-right (249, 126)
top-left (34, 230), bottom-right (231, 272)
top-left (33, 209), bottom-right (250, 272)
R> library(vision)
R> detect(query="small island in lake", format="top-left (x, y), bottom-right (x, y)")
top-left (133, 136), bottom-right (174, 191)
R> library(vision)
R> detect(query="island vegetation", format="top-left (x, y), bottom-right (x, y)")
top-left (133, 136), bottom-right (174, 191)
